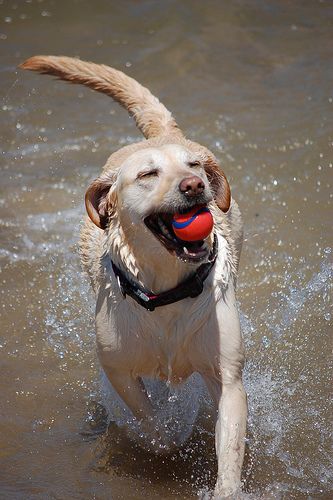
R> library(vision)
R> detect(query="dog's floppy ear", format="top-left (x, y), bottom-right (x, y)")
top-left (205, 158), bottom-right (231, 213)
top-left (85, 177), bottom-right (114, 229)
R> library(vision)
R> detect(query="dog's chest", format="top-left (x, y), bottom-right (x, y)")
top-left (124, 302), bottom-right (196, 381)
top-left (96, 288), bottom-right (207, 382)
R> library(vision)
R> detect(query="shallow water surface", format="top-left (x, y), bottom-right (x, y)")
top-left (1, 1), bottom-right (332, 499)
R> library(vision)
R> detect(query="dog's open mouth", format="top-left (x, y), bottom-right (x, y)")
top-left (144, 207), bottom-right (211, 263)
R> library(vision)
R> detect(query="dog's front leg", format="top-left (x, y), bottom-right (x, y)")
top-left (203, 373), bottom-right (247, 498)
top-left (101, 366), bottom-right (168, 452)
top-left (203, 290), bottom-right (247, 498)
top-left (216, 377), bottom-right (247, 499)
top-left (102, 367), bottom-right (153, 421)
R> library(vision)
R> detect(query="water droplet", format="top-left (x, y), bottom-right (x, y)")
top-left (262, 336), bottom-right (270, 348)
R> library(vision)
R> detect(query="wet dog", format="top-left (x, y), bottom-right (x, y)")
top-left (21, 56), bottom-right (247, 498)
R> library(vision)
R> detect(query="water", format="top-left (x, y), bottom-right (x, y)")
top-left (1, 0), bottom-right (332, 498)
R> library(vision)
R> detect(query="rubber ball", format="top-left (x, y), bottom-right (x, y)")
top-left (172, 205), bottom-right (214, 242)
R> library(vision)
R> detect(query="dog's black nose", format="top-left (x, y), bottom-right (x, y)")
top-left (179, 176), bottom-right (205, 197)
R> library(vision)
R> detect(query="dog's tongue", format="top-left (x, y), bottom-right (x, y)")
top-left (172, 205), bottom-right (214, 242)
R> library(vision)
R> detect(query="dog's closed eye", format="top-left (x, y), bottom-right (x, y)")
top-left (137, 169), bottom-right (159, 180)
top-left (188, 160), bottom-right (201, 168)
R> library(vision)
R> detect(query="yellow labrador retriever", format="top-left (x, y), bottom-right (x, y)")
top-left (21, 56), bottom-right (247, 498)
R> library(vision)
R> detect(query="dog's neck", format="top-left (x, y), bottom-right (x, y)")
top-left (106, 217), bottom-right (202, 293)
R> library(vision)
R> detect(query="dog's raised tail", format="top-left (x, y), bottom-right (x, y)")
top-left (19, 55), bottom-right (182, 140)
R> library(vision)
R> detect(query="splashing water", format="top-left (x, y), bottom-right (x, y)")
top-left (100, 371), bottom-right (209, 451)
top-left (240, 250), bottom-right (333, 497)
top-left (96, 249), bottom-right (332, 497)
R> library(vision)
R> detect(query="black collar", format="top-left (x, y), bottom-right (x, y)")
top-left (111, 235), bottom-right (218, 312)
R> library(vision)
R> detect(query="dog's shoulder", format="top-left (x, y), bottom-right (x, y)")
top-left (79, 217), bottom-right (106, 291)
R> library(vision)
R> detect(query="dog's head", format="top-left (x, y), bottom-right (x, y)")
top-left (85, 142), bottom-right (230, 264)
top-left (19, 56), bottom-right (231, 265)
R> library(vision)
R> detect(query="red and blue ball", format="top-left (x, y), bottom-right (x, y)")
top-left (172, 205), bottom-right (214, 242)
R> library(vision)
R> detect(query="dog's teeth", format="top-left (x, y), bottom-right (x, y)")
top-left (183, 246), bottom-right (189, 255)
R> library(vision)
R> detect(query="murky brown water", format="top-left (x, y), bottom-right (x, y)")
top-left (1, 0), bottom-right (332, 498)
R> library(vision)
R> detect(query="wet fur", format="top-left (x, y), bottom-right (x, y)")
top-left (21, 55), bottom-right (247, 498)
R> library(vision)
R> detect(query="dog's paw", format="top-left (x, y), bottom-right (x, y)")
top-left (213, 482), bottom-right (243, 500)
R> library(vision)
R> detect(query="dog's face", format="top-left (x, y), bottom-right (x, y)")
top-left (85, 143), bottom-right (230, 263)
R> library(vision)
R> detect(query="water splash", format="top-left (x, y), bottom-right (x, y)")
top-left (100, 371), bottom-right (208, 451)
top-left (241, 249), bottom-right (333, 496)
top-left (92, 250), bottom-right (333, 496)
top-left (263, 256), bottom-right (332, 339)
